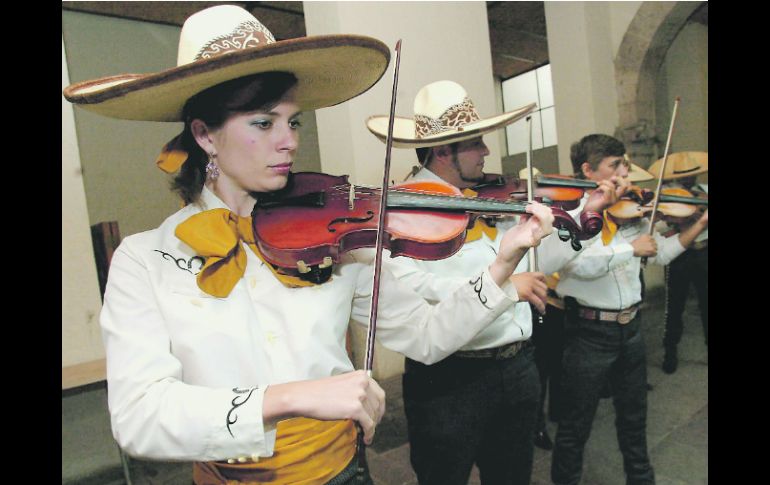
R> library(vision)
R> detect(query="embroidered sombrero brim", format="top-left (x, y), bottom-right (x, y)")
top-left (647, 151), bottom-right (708, 180)
top-left (63, 35), bottom-right (390, 122)
top-left (366, 102), bottom-right (536, 148)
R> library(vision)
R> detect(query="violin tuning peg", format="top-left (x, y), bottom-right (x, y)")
top-left (557, 228), bottom-right (572, 242)
top-left (571, 239), bottom-right (582, 251)
top-left (297, 260), bottom-right (311, 274)
top-left (319, 256), bottom-right (333, 269)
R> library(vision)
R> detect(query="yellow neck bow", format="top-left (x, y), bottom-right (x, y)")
top-left (600, 209), bottom-right (619, 246)
top-left (462, 188), bottom-right (498, 242)
top-left (175, 209), bottom-right (315, 297)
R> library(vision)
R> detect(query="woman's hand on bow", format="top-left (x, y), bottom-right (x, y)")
top-left (263, 370), bottom-right (386, 445)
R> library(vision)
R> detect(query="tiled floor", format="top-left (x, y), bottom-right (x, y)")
top-left (62, 285), bottom-right (707, 484)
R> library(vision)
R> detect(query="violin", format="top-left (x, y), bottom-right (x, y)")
top-left (471, 173), bottom-right (586, 210)
top-left (534, 174), bottom-right (708, 225)
top-left (607, 186), bottom-right (708, 225)
top-left (250, 171), bottom-right (604, 278)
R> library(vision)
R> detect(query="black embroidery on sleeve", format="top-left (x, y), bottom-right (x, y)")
top-left (226, 387), bottom-right (258, 438)
top-left (469, 273), bottom-right (493, 310)
top-left (154, 250), bottom-right (205, 275)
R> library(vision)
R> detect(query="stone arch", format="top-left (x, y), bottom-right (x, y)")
top-left (614, 1), bottom-right (705, 165)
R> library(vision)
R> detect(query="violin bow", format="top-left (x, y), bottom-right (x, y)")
top-left (356, 38), bottom-right (402, 478)
top-left (642, 96), bottom-right (680, 266)
top-left (524, 115), bottom-right (544, 322)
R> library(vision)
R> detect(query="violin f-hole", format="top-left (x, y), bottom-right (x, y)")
top-left (327, 211), bottom-right (375, 233)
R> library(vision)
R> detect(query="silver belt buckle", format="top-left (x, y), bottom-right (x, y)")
top-left (617, 309), bottom-right (634, 324)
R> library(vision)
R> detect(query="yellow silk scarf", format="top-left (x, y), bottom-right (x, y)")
top-left (461, 188), bottom-right (498, 242)
top-left (600, 209), bottom-right (618, 246)
top-left (192, 418), bottom-right (357, 485)
top-left (175, 209), bottom-right (315, 297)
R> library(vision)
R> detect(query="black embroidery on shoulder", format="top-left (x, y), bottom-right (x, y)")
top-left (469, 273), bottom-right (493, 310)
top-left (154, 250), bottom-right (205, 275)
top-left (226, 387), bottom-right (258, 438)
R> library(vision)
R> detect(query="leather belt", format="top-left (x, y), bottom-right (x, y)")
top-left (576, 304), bottom-right (640, 325)
top-left (454, 339), bottom-right (530, 360)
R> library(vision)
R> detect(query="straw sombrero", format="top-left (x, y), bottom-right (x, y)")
top-left (623, 155), bottom-right (655, 183)
top-left (627, 163), bottom-right (654, 183)
top-left (366, 80), bottom-right (535, 148)
top-left (647, 152), bottom-right (708, 180)
top-left (62, 5), bottom-right (390, 122)
top-left (518, 167), bottom-right (542, 180)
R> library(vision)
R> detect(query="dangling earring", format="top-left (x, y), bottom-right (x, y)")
top-left (205, 152), bottom-right (220, 181)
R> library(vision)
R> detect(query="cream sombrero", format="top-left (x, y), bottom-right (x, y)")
top-left (366, 80), bottom-right (535, 148)
top-left (63, 5), bottom-right (390, 122)
top-left (647, 151), bottom-right (708, 180)
top-left (623, 155), bottom-right (655, 183)
top-left (627, 163), bottom-right (654, 182)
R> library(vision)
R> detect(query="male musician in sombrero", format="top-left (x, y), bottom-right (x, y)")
top-left (647, 152), bottom-right (708, 375)
top-left (367, 81), bottom-right (627, 485)
top-left (550, 134), bottom-right (708, 485)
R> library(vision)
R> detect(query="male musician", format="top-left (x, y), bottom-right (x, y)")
top-left (647, 152), bottom-right (708, 374)
top-left (550, 134), bottom-right (708, 485)
top-left (366, 81), bottom-right (624, 485)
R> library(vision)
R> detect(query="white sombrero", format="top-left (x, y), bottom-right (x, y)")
top-left (63, 5), bottom-right (390, 122)
top-left (647, 151), bottom-right (708, 180)
top-left (366, 80), bottom-right (535, 148)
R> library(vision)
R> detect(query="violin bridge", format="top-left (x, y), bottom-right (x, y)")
top-left (348, 184), bottom-right (355, 210)
top-left (297, 260), bottom-right (311, 274)
top-left (318, 256), bottom-right (333, 269)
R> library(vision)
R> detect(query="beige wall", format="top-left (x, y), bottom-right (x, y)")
top-left (304, 1), bottom-right (500, 379)
top-left (62, 37), bottom-right (105, 375)
top-left (62, 11), bottom-right (184, 239)
top-left (655, 21), bottom-right (708, 162)
top-left (545, 1), bottom-right (629, 174)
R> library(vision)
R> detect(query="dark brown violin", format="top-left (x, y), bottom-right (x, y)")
top-left (251, 171), bottom-right (603, 278)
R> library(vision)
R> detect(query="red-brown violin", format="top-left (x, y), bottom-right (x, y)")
top-left (534, 174), bottom-right (708, 225)
top-left (250, 171), bottom-right (603, 278)
top-left (471, 173), bottom-right (586, 210)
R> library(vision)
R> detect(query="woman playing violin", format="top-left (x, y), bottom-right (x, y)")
top-left (550, 134), bottom-right (708, 485)
top-left (63, 6), bottom-right (554, 485)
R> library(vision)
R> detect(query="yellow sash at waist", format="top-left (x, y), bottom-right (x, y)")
top-left (193, 417), bottom-right (357, 485)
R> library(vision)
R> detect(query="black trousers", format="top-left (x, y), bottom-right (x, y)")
top-left (551, 306), bottom-right (654, 485)
top-left (663, 246), bottom-right (708, 349)
top-left (403, 345), bottom-right (540, 485)
top-left (532, 304), bottom-right (567, 428)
